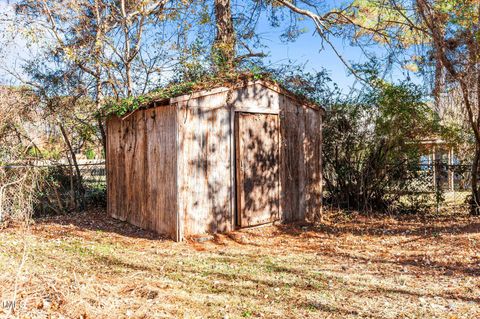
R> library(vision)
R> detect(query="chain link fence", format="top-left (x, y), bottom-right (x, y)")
top-left (408, 163), bottom-right (471, 193)
top-left (0, 162), bottom-right (106, 221)
top-left (0, 160), bottom-right (473, 220)
top-left (399, 162), bottom-right (471, 213)
top-left (323, 161), bottom-right (472, 213)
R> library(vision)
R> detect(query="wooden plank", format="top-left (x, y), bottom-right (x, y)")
top-left (178, 100), bottom-right (211, 237)
top-left (278, 96), bottom-right (287, 222)
top-left (304, 107), bottom-right (323, 221)
top-left (233, 107), bottom-right (279, 115)
top-left (206, 103), bottom-right (232, 233)
top-left (234, 113), bottom-right (242, 227)
top-left (230, 106), bottom-right (237, 229)
top-left (134, 111), bottom-right (147, 228)
top-left (145, 107), bottom-right (177, 237)
top-left (280, 97), bottom-right (297, 222)
top-left (170, 86), bottom-right (231, 104)
top-left (231, 84), bottom-right (280, 114)
top-left (176, 103), bottom-right (184, 242)
top-left (173, 104), bottom-right (182, 242)
top-left (177, 92), bottom-right (233, 238)
top-left (115, 117), bottom-right (129, 222)
top-left (236, 112), bottom-right (280, 227)
top-left (257, 81), bottom-right (324, 113)
top-left (145, 108), bottom-right (160, 232)
top-left (279, 96), bottom-right (308, 222)
top-left (298, 106), bottom-right (306, 221)
top-left (167, 107), bottom-right (178, 238)
top-left (122, 113), bottom-right (137, 225)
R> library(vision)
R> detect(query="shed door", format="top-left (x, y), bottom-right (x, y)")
top-left (235, 112), bottom-right (280, 227)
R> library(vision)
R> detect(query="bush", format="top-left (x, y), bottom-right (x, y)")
top-left (323, 81), bottom-right (440, 212)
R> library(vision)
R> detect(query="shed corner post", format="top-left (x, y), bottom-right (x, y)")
top-left (175, 101), bottom-right (184, 242)
top-left (277, 94), bottom-right (284, 223)
top-left (228, 97), bottom-right (236, 232)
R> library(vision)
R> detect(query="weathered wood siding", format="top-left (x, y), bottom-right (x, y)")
top-left (304, 107), bottom-right (323, 221)
top-left (279, 95), bottom-right (322, 222)
top-left (176, 92), bottom-right (233, 238)
top-left (106, 107), bottom-right (177, 238)
top-left (280, 95), bottom-right (303, 221)
top-left (145, 107), bottom-right (178, 236)
top-left (107, 81), bottom-right (323, 241)
top-left (230, 83), bottom-right (280, 114)
top-left (106, 116), bottom-right (123, 221)
top-left (235, 112), bottom-right (280, 227)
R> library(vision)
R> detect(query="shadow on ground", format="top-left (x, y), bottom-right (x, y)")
top-left (35, 209), bottom-right (480, 279)
top-left (35, 209), bottom-right (166, 241)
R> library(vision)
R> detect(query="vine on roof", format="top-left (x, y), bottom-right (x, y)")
top-left (101, 65), bottom-right (329, 118)
top-left (102, 71), bottom-right (270, 117)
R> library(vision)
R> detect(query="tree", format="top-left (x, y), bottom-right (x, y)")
top-left (414, 0), bottom-right (480, 215)
top-left (271, 0), bottom-right (480, 215)
top-left (212, 0), bottom-right (236, 72)
top-left (14, 0), bottom-right (194, 152)
top-left (345, 0), bottom-right (480, 214)
top-left (0, 86), bottom-right (40, 163)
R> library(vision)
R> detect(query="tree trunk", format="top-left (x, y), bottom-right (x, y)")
top-left (98, 117), bottom-right (107, 156)
top-left (94, 73), bottom-right (107, 157)
top-left (120, 0), bottom-right (133, 96)
top-left (433, 57), bottom-right (443, 114)
top-left (59, 122), bottom-right (85, 210)
top-left (125, 61), bottom-right (133, 97)
top-left (213, 0), bottom-right (236, 72)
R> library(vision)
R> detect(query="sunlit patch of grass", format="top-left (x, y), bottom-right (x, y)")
top-left (0, 210), bottom-right (478, 318)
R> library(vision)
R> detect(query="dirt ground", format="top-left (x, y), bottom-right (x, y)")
top-left (0, 210), bottom-right (479, 319)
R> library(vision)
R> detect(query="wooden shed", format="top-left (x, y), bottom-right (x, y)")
top-left (106, 80), bottom-right (324, 241)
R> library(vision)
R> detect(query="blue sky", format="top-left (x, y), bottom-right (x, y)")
top-left (0, 0), bottom-right (417, 92)
top-left (258, 25), bottom-right (364, 90)
top-left (256, 19), bottom-right (419, 93)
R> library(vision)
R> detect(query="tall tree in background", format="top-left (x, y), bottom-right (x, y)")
top-left (14, 0), bottom-right (195, 152)
top-left (210, 0), bottom-right (272, 73)
top-left (273, 0), bottom-right (480, 215)
top-left (414, 0), bottom-right (480, 215)
top-left (347, 0), bottom-right (480, 214)
top-left (213, 0), bottom-right (236, 72)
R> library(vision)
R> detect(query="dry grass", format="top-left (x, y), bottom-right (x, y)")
top-left (0, 209), bottom-right (479, 319)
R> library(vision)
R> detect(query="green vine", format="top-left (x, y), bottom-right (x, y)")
top-left (101, 69), bottom-right (318, 118)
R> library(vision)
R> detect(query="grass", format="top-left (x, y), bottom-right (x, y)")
top-left (0, 209), bottom-right (479, 318)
